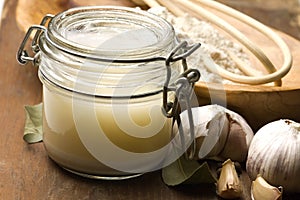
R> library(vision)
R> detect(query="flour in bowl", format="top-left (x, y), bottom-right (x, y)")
top-left (148, 7), bottom-right (253, 84)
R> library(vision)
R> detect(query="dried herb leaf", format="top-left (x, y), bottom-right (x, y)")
top-left (162, 156), bottom-right (217, 186)
top-left (24, 103), bottom-right (43, 143)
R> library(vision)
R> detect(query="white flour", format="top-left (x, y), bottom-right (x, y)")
top-left (148, 7), bottom-right (252, 84)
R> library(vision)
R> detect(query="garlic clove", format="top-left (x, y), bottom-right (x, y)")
top-left (251, 175), bottom-right (283, 200)
top-left (217, 159), bottom-right (243, 199)
top-left (219, 113), bottom-right (253, 162)
top-left (224, 108), bottom-right (254, 148)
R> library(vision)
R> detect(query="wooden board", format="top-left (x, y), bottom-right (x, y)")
top-left (0, 0), bottom-right (299, 199)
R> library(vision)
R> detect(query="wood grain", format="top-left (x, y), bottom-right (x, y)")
top-left (1, 0), bottom-right (299, 199)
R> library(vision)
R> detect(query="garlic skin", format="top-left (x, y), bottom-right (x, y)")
top-left (175, 105), bottom-right (254, 162)
top-left (246, 119), bottom-right (300, 193)
top-left (195, 110), bottom-right (230, 159)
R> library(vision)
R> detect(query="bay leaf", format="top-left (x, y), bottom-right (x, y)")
top-left (23, 103), bottom-right (43, 143)
top-left (162, 156), bottom-right (217, 186)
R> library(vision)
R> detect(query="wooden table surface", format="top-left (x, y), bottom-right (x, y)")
top-left (0, 0), bottom-right (299, 199)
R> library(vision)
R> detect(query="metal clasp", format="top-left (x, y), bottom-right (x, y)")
top-left (162, 41), bottom-right (201, 160)
top-left (17, 14), bottom-right (54, 66)
top-left (162, 41), bottom-right (200, 117)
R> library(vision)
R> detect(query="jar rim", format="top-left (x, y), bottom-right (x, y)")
top-left (46, 6), bottom-right (176, 60)
top-left (37, 6), bottom-right (182, 98)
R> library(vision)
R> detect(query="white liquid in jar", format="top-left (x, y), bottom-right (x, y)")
top-left (42, 84), bottom-right (172, 176)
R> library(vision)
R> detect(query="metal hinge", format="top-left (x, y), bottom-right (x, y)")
top-left (17, 14), bottom-right (54, 66)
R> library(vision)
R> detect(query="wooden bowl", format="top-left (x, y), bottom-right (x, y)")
top-left (193, 12), bottom-right (300, 131)
top-left (16, 0), bottom-right (300, 131)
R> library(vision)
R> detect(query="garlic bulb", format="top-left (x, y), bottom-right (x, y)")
top-left (246, 119), bottom-right (300, 193)
top-left (175, 105), bottom-right (254, 162)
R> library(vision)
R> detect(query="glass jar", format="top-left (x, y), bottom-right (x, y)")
top-left (17, 6), bottom-right (200, 179)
